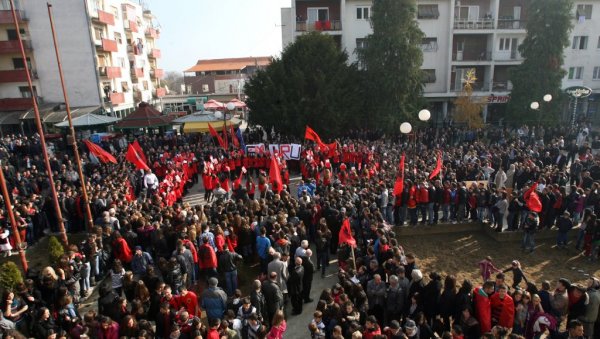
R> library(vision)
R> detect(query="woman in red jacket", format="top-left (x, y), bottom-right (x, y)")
top-left (113, 231), bottom-right (132, 264)
top-left (473, 281), bottom-right (495, 334)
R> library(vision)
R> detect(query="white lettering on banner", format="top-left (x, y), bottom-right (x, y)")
top-left (246, 144), bottom-right (302, 160)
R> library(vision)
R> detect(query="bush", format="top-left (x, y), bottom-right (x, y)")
top-left (48, 236), bottom-right (64, 264)
top-left (0, 262), bottom-right (23, 292)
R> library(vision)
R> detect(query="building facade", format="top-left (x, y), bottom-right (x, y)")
top-left (183, 57), bottom-right (271, 99)
top-left (0, 0), bottom-right (164, 127)
top-left (281, 0), bottom-right (600, 125)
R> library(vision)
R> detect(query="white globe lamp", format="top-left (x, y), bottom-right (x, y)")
top-left (214, 111), bottom-right (223, 119)
top-left (400, 122), bottom-right (412, 134)
top-left (226, 102), bottom-right (236, 111)
top-left (543, 94), bottom-right (552, 102)
top-left (530, 101), bottom-right (539, 110)
top-left (418, 109), bottom-right (431, 121)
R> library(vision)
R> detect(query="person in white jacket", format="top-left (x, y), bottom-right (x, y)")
top-left (494, 168), bottom-right (507, 189)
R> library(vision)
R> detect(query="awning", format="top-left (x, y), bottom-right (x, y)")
top-left (55, 112), bottom-right (119, 127)
top-left (43, 106), bottom-right (102, 124)
top-left (182, 119), bottom-right (241, 134)
top-left (0, 111), bottom-right (26, 125)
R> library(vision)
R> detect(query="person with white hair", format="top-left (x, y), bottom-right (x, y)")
top-left (295, 240), bottom-right (309, 259)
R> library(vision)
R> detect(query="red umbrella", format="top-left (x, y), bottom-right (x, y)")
top-left (227, 98), bottom-right (246, 108)
top-left (203, 99), bottom-right (225, 110)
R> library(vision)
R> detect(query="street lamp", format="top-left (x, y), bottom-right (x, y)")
top-left (543, 94), bottom-right (552, 102)
top-left (400, 122), bottom-right (412, 134)
top-left (530, 101), bottom-right (540, 110)
top-left (418, 109), bottom-right (431, 122)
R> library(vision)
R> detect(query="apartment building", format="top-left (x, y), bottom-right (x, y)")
top-left (281, 0), bottom-right (600, 125)
top-left (183, 57), bottom-right (272, 98)
top-left (0, 0), bottom-right (164, 131)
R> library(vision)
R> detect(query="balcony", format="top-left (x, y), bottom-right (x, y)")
top-left (0, 98), bottom-right (33, 111)
top-left (495, 50), bottom-right (522, 62)
top-left (148, 48), bottom-right (161, 59)
top-left (0, 69), bottom-right (36, 83)
top-left (150, 68), bottom-right (164, 79)
top-left (110, 92), bottom-right (125, 105)
top-left (296, 20), bottom-right (342, 32)
top-left (492, 81), bottom-right (513, 91)
top-left (155, 87), bottom-right (166, 98)
top-left (131, 67), bottom-right (144, 79)
top-left (145, 27), bottom-right (159, 39)
top-left (0, 10), bottom-right (27, 24)
top-left (454, 17), bottom-right (495, 30)
top-left (497, 19), bottom-right (526, 29)
top-left (0, 40), bottom-right (31, 54)
top-left (100, 38), bottom-right (118, 52)
top-left (452, 50), bottom-right (492, 61)
top-left (124, 20), bottom-right (138, 33)
top-left (99, 66), bottom-right (121, 79)
top-left (95, 10), bottom-right (115, 25)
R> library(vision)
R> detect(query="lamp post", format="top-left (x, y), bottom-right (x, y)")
top-left (530, 93), bottom-right (552, 124)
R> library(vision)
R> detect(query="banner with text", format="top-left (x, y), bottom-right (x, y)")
top-left (246, 143), bottom-right (302, 160)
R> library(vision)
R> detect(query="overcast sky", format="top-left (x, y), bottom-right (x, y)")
top-left (145, 0), bottom-right (291, 73)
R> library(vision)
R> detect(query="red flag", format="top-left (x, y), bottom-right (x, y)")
top-left (131, 140), bottom-right (147, 165)
top-left (393, 153), bottom-right (405, 196)
top-left (230, 124), bottom-right (239, 148)
top-left (208, 123), bottom-right (226, 149)
top-left (222, 122), bottom-right (228, 149)
top-left (269, 156), bottom-right (282, 193)
top-left (305, 125), bottom-right (324, 145)
top-left (83, 140), bottom-right (117, 164)
top-left (126, 144), bottom-right (150, 170)
top-left (338, 218), bottom-right (356, 248)
top-left (524, 182), bottom-right (542, 212)
top-left (429, 151), bottom-right (442, 180)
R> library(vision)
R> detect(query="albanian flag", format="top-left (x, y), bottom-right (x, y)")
top-left (429, 151), bottom-right (442, 180)
top-left (524, 182), bottom-right (542, 212)
top-left (83, 140), bottom-right (117, 164)
top-left (126, 144), bottom-right (150, 171)
top-left (393, 153), bottom-right (405, 196)
top-left (339, 218), bottom-right (356, 248)
top-left (269, 156), bottom-right (282, 193)
top-left (208, 123), bottom-right (226, 149)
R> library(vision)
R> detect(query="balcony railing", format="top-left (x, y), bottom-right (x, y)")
top-left (131, 67), bottom-right (144, 79)
top-left (155, 88), bottom-right (166, 98)
top-left (150, 68), bottom-right (164, 79)
top-left (0, 40), bottom-right (32, 54)
top-left (99, 66), bottom-right (121, 78)
top-left (452, 81), bottom-right (490, 92)
top-left (492, 81), bottom-right (512, 91)
top-left (110, 92), bottom-right (125, 105)
top-left (0, 10), bottom-right (27, 24)
top-left (96, 10), bottom-right (115, 25)
top-left (124, 20), bottom-right (138, 33)
top-left (497, 18), bottom-right (526, 29)
top-left (0, 69), bottom-right (37, 83)
top-left (495, 50), bottom-right (522, 61)
top-left (145, 27), bottom-right (159, 39)
top-left (452, 50), bottom-right (492, 61)
top-left (148, 48), bottom-right (161, 59)
top-left (296, 20), bottom-right (342, 32)
top-left (100, 38), bottom-right (118, 52)
top-left (454, 17), bottom-right (495, 29)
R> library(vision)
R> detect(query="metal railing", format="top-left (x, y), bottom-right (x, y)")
top-left (296, 20), bottom-right (342, 32)
top-left (452, 50), bottom-right (492, 61)
top-left (497, 19), bottom-right (526, 29)
top-left (453, 18), bottom-right (495, 29)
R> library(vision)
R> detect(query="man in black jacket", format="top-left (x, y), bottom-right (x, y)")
top-left (288, 257), bottom-right (305, 315)
top-left (218, 247), bottom-right (243, 296)
top-left (301, 249), bottom-right (315, 303)
top-left (262, 272), bottom-right (283, 322)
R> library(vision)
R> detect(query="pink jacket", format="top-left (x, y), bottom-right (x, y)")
top-left (267, 320), bottom-right (287, 339)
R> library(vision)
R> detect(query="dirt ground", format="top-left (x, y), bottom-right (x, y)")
top-left (399, 230), bottom-right (599, 287)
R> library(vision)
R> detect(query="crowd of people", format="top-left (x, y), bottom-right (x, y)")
top-left (0, 122), bottom-right (597, 338)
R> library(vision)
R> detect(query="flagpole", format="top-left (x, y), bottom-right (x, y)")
top-left (9, 0), bottom-right (68, 246)
top-left (350, 245), bottom-right (357, 272)
top-left (47, 3), bottom-right (94, 232)
top-left (0, 162), bottom-right (28, 273)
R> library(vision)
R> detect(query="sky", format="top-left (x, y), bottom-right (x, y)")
top-left (145, 0), bottom-right (291, 73)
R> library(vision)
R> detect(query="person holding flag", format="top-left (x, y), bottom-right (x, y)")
top-left (338, 209), bottom-right (357, 271)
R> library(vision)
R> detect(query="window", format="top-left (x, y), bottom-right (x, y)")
top-left (111, 6), bottom-right (119, 20)
top-left (12, 57), bottom-right (30, 69)
top-left (572, 36), bottom-right (588, 49)
top-left (576, 4), bottom-right (593, 19)
top-left (118, 57), bottom-right (125, 68)
top-left (114, 32), bottom-right (122, 44)
top-left (93, 26), bottom-right (104, 40)
top-left (19, 86), bottom-right (36, 98)
top-left (568, 66), bottom-right (584, 80)
top-left (121, 81), bottom-right (130, 92)
top-left (417, 5), bottom-right (439, 19)
top-left (421, 38), bottom-right (438, 52)
top-left (202, 84), bottom-right (209, 93)
top-left (356, 38), bottom-right (367, 50)
top-left (143, 81), bottom-right (149, 90)
top-left (499, 38), bottom-right (517, 51)
top-left (356, 6), bottom-right (369, 19)
top-left (307, 8), bottom-right (329, 23)
top-left (594, 66), bottom-right (600, 80)
top-left (423, 69), bottom-right (436, 83)
top-left (6, 29), bottom-right (26, 40)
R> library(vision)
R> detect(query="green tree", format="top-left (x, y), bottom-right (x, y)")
top-left (48, 236), bottom-right (64, 264)
top-left (506, 0), bottom-right (573, 126)
top-left (245, 32), bottom-right (364, 138)
top-left (357, 0), bottom-right (425, 130)
top-left (0, 262), bottom-right (23, 292)
top-left (454, 69), bottom-right (485, 128)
